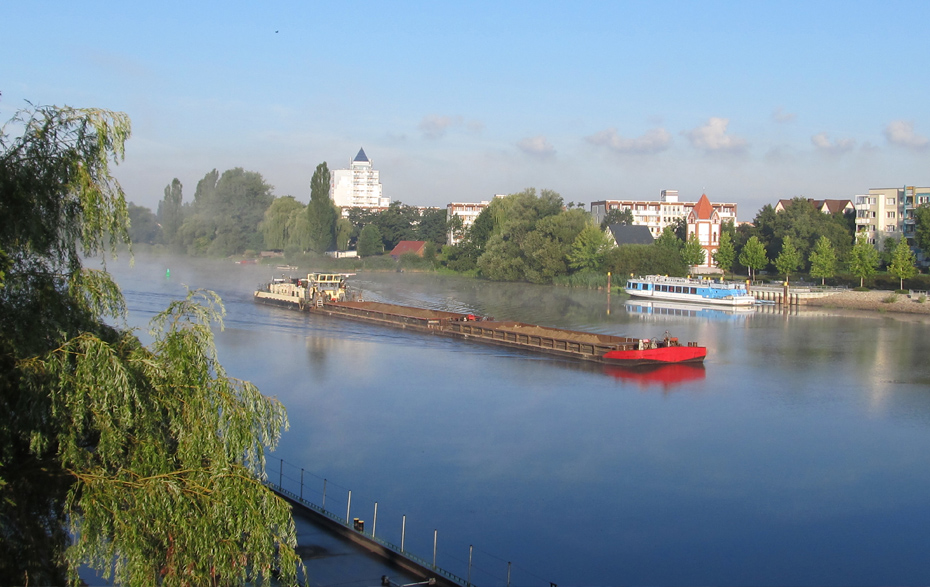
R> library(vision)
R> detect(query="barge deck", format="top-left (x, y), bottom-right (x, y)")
top-left (255, 287), bottom-right (706, 366)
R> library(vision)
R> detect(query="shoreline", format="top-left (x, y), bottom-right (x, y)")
top-left (804, 289), bottom-right (930, 315)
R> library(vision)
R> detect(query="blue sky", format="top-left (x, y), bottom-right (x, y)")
top-left (3, 0), bottom-right (929, 220)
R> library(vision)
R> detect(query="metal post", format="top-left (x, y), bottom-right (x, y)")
top-left (432, 529), bottom-right (438, 568)
top-left (401, 516), bottom-right (406, 552)
top-left (371, 502), bottom-right (378, 538)
top-left (467, 545), bottom-right (473, 585)
top-left (606, 271), bottom-right (612, 316)
top-left (346, 490), bottom-right (352, 523)
top-left (322, 479), bottom-right (327, 511)
top-left (507, 562), bottom-right (512, 587)
top-left (300, 468), bottom-right (304, 501)
top-left (279, 458), bottom-right (283, 489)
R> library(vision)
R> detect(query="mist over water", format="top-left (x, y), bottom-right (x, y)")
top-left (105, 253), bottom-right (930, 586)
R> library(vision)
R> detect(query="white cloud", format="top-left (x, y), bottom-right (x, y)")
top-left (811, 132), bottom-right (856, 154)
top-left (772, 107), bottom-right (797, 123)
top-left (685, 117), bottom-right (747, 153)
top-left (585, 127), bottom-right (672, 154)
top-left (418, 115), bottom-right (462, 139)
top-left (884, 120), bottom-right (929, 149)
top-left (517, 135), bottom-right (555, 158)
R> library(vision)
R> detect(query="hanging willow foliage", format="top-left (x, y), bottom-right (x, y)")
top-left (1, 105), bottom-right (300, 585)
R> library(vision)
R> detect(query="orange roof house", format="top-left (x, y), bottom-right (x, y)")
top-left (390, 240), bottom-right (427, 258)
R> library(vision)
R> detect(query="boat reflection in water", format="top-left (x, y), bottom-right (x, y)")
top-left (624, 299), bottom-right (755, 321)
top-left (603, 362), bottom-right (706, 390)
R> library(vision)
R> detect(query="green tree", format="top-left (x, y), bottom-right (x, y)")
top-left (673, 216), bottom-right (688, 241)
top-left (713, 231), bottom-right (736, 278)
top-left (521, 209), bottom-right (589, 283)
top-left (881, 236), bottom-right (897, 269)
top-left (600, 207), bottom-right (634, 230)
top-left (808, 235), bottom-right (837, 285)
top-left (417, 207), bottom-right (448, 245)
top-left (739, 236), bottom-right (768, 281)
top-left (261, 195), bottom-right (305, 250)
top-left (775, 235), bottom-right (802, 281)
top-left (176, 167), bottom-right (273, 255)
top-left (335, 215), bottom-right (353, 251)
top-left (374, 201), bottom-right (419, 249)
top-left (476, 189), bottom-right (568, 282)
top-left (888, 238), bottom-right (918, 290)
top-left (568, 225), bottom-right (611, 272)
top-left (751, 198), bottom-right (854, 271)
top-left (156, 178), bottom-right (184, 244)
top-left (654, 225), bottom-right (682, 251)
top-left (605, 244), bottom-right (687, 277)
top-left (306, 162), bottom-right (336, 253)
top-left (848, 234), bottom-right (880, 287)
top-left (357, 224), bottom-right (383, 256)
top-left (681, 232), bottom-right (706, 267)
top-left (914, 204), bottom-right (930, 254)
top-left (286, 207), bottom-right (312, 253)
top-left (0, 105), bottom-right (298, 585)
top-left (127, 202), bottom-right (161, 244)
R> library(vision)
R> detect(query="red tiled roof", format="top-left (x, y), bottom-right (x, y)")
top-left (692, 194), bottom-right (713, 220)
top-left (390, 241), bottom-right (427, 257)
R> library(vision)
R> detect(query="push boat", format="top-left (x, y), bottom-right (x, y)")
top-left (254, 274), bottom-right (707, 367)
top-left (625, 275), bottom-right (755, 307)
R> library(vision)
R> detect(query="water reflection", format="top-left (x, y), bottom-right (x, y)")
top-left (624, 299), bottom-right (755, 320)
top-left (603, 363), bottom-right (706, 390)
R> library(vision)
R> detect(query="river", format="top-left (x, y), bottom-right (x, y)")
top-left (105, 253), bottom-right (930, 586)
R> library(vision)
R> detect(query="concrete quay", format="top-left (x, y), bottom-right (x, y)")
top-left (749, 283), bottom-right (840, 306)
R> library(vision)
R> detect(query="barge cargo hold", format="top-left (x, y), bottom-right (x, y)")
top-left (254, 284), bottom-right (706, 367)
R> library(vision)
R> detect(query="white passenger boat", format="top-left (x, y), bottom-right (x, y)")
top-left (625, 275), bottom-right (755, 307)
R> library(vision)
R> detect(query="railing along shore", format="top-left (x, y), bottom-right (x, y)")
top-left (265, 458), bottom-right (555, 587)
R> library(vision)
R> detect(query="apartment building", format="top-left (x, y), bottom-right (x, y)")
top-left (330, 148), bottom-right (389, 211)
top-left (590, 190), bottom-right (738, 239)
top-left (446, 196), bottom-right (507, 245)
top-left (855, 186), bottom-right (930, 245)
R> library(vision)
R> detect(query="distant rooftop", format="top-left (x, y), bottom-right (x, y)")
top-left (354, 148), bottom-right (369, 163)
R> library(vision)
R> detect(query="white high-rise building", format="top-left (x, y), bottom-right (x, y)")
top-left (330, 148), bottom-right (389, 210)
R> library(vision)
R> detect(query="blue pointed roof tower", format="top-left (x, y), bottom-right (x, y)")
top-left (354, 148), bottom-right (369, 163)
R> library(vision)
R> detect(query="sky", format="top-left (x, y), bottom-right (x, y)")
top-left (3, 0), bottom-right (929, 221)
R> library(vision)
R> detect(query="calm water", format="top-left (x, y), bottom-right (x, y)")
top-left (106, 254), bottom-right (930, 587)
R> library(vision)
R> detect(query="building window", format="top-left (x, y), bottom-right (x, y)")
top-left (886, 198), bottom-right (896, 206)
top-left (887, 211), bottom-right (896, 219)
top-left (886, 225), bottom-right (897, 232)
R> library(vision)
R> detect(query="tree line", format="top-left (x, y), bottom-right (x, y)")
top-left (133, 177), bottom-right (929, 288)
top-left (131, 162), bottom-right (448, 258)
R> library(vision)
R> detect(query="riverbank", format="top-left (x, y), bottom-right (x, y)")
top-left (805, 289), bottom-right (930, 315)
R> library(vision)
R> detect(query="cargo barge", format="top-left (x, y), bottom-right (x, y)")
top-left (254, 274), bottom-right (706, 367)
